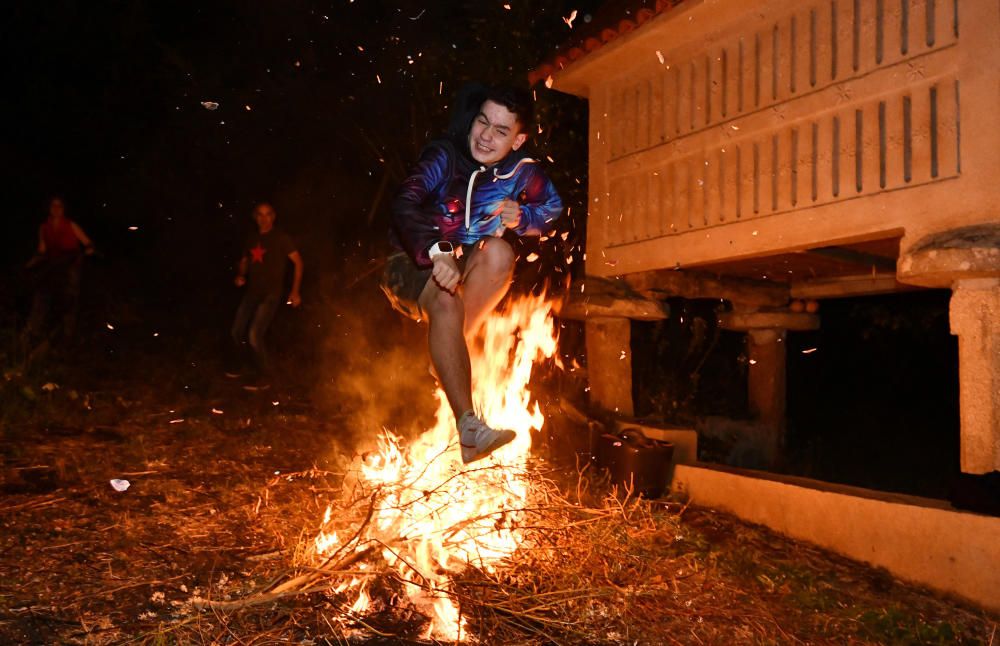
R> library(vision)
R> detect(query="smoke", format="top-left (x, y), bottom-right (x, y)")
top-left (308, 268), bottom-right (439, 456)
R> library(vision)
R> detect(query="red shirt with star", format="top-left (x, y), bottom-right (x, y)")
top-left (243, 228), bottom-right (296, 296)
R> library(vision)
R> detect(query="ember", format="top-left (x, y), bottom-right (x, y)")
top-left (309, 294), bottom-right (557, 639)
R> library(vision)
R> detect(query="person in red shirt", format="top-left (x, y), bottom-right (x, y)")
top-left (227, 202), bottom-right (304, 389)
top-left (23, 196), bottom-right (94, 345)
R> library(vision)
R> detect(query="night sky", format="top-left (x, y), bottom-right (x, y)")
top-left (3, 0), bottom-right (602, 296)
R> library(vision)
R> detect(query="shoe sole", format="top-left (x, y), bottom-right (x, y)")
top-left (461, 430), bottom-right (516, 464)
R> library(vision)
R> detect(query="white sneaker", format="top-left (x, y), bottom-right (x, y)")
top-left (458, 411), bottom-right (516, 464)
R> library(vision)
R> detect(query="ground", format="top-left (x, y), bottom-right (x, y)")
top-left (1, 351), bottom-right (997, 645)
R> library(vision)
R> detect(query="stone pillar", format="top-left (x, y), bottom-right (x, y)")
top-left (718, 309), bottom-right (820, 434)
top-left (950, 279), bottom-right (1000, 474)
top-left (747, 328), bottom-right (788, 429)
top-left (898, 224), bottom-right (1000, 474)
top-left (585, 318), bottom-right (634, 416)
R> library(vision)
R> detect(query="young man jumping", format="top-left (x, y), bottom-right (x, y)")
top-left (382, 84), bottom-right (563, 464)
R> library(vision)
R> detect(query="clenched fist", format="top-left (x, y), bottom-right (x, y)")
top-left (431, 253), bottom-right (461, 294)
top-left (493, 199), bottom-right (522, 231)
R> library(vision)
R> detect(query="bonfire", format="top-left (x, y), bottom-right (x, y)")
top-left (196, 295), bottom-right (593, 637)
top-left (308, 293), bottom-right (558, 640)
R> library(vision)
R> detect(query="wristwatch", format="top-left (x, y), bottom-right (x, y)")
top-left (428, 241), bottom-right (455, 260)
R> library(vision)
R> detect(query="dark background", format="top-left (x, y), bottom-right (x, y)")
top-left (2, 0), bottom-right (599, 311)
top-left (1, 0), bottom-right (962, 500)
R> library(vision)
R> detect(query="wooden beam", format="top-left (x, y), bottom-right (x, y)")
top-left (804, 247), bottom-right (897, 272)
top-left (624, 269), bottom-right (789, 307)
top-left (790, 273), bottom-right (913, 299)
top-left (718, 310), bottom-right (820, 331)
top-left (557, 276), bottom-right (670, 321)
top-left (557, 296), bottom-right (669, 321)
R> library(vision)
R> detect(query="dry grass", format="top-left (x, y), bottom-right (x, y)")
top-left (1, 370), bottom-right (997, 645)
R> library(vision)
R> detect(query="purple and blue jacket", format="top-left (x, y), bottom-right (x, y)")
top-left (390, 138), bottom-right (563, 268)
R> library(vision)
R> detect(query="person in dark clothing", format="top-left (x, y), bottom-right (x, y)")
top-left (381, 84), bottom-right (563, 463)
top-left (23, 196), bottom-right (94, 346)
top-left (229, 202), bottom-right (303, 388)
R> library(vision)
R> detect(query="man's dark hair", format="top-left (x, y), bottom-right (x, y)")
top-left (484, 84), bottom-right (534, 133)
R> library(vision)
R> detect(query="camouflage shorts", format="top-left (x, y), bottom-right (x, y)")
top-left (379, 248), bottom-right (474, 322)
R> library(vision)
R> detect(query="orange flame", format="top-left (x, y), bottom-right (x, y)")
top-left (313, 294), bottom-right (558, 639)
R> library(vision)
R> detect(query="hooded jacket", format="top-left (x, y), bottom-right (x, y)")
top-left (390, 135), bottom-right (563, 268)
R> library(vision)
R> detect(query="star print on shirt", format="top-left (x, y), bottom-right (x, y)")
top-left (249, 243), bottom-right (266, 263)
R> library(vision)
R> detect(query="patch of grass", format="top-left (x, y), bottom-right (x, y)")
top-left (857, 606), bottom-right (964, 645)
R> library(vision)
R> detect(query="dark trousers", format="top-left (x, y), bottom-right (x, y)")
top-left (230, 291), bottom-right (281, 373)
top-left (25, 257), bottom-right (82, 343)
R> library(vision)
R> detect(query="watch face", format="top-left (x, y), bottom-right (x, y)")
top-left (439, 242), bottom-right (454, 253)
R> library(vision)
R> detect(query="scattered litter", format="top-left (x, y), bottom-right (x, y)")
top-left (41, 382), bottom-right (59, 392)
top-left (200, 101), bottom-right (219, 110)
top-left (564, 9), bottom-right (578, 28)
top-left (110, 479), bottom-right (130, 492)
top-left (211, 408), bottom-right (224, 415)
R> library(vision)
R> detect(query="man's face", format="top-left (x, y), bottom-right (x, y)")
top-left (49, 199), bottom-right (65, 219)
top-left (254, 204), bottom-right (276, 232)
top-left (468, 100), bottom-right (527, 166)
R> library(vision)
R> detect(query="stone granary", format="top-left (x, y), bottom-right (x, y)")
top-left (536, 0), bottom-right (1000, 611)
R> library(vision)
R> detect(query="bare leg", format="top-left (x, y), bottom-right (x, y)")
top-left (419, 281), bottom-right (473, 419)
top-left (418, 239), bottom-right (515, 421)
top-left (460, 238), bottom-right (515, 339)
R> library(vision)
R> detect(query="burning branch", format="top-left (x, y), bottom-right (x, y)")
top-left (190, 295), bottom-right (685, 642)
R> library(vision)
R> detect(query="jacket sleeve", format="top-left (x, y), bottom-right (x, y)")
top-left (514, 165), bottom-right (563, 238)
top-left (390, 143), bottom-right (450, 268)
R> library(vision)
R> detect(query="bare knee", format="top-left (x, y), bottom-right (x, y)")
top-left (474, 238), bottom-right (515, 277)
top-left (420, 284), bottom-right (464, 322)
